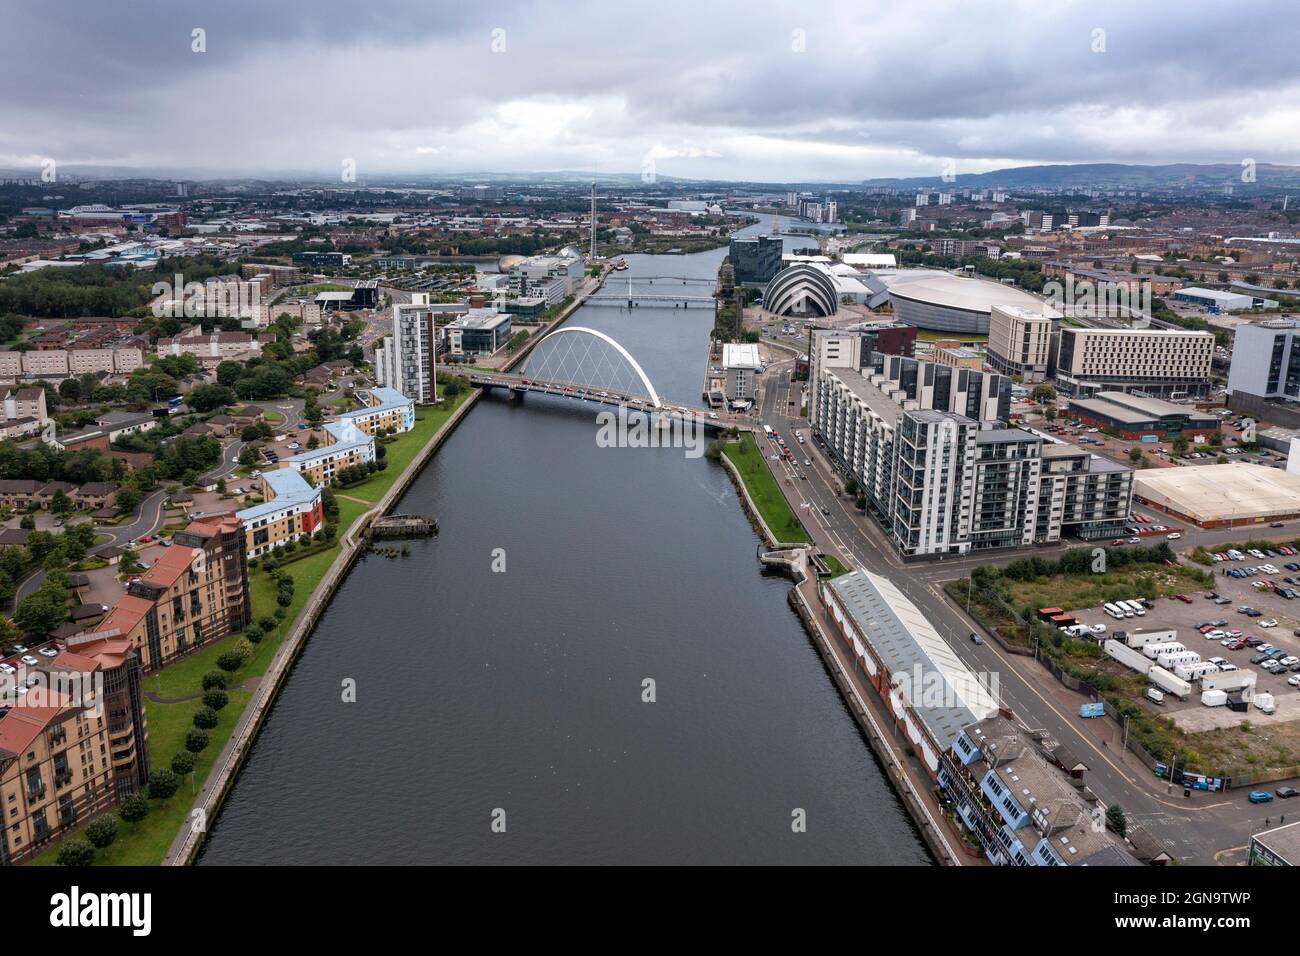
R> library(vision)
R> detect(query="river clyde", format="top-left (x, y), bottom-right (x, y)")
top-left (197, 223), bottom-right (932, 865)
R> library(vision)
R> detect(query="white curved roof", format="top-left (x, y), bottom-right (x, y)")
top-left (887, 274), bottom-right (1048, 313)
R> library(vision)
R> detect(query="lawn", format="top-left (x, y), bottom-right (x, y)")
top-left (721, 433), bottom-right (810, 544)
top-left (997, 564), bottom-right (1208, 613)
top-left (25, 391), bottom-right (473, 866)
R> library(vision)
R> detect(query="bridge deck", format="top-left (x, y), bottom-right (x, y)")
top-left (467, 371), bottom-right (735, 427)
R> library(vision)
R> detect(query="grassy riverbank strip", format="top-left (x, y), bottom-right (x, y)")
top-left (721, 433), bottom-right (810, 545)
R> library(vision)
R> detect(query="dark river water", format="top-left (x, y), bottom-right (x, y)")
top-left (197, 218), bottom-right (932, 865)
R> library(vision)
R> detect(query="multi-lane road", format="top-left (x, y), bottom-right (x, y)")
top-left (747, 344), bottom-right (1295, 865)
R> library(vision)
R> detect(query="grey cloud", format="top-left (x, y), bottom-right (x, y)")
top-left (2, 0), bottom-right (1298, 181)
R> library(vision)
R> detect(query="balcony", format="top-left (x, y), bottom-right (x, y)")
top-left (27, 783), bottom-right (46, 801)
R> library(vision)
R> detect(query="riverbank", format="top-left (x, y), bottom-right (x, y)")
top-left (719, 433), bottom-right (810, 545)
top-left (25, 391), bottom-right (477, 866)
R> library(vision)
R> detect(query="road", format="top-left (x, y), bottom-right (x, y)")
top-left (746, 346), bottom-right (1291, 864)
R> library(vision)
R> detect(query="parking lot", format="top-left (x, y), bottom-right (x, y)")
top-left (1066, 556), bottom-right (1300, 732)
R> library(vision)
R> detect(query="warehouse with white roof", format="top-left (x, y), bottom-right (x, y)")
top-left (823, 570), bottom-right (1001, 776)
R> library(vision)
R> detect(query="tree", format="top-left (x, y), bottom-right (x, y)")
top-left (185, 728), bottom-right (210, 754)
top-left (147, 767), bottom-right (180, 801)
top-left (217, 650), bottom-right (245, 673)
top-left (14, 580), bottom-right (70, 638)
top-left (56, 840), bottom-right (96, 866)
top-left (202, 670), bottom-right (227, 691)
top-left (203, 688), bottom-right (229, 710)
top-left (192, 705), bottom-right (219, 730)
top-left (239, 445), bottom-right (261, 468)
top-left (1105, 803), bottom-right (1128, 837)
top-left (184, 383), bottom-right (236, 412)
top-left (1128, 447), bottom-right (1143, 463)
top-left (118, 792), bottom-right (149, 823)
top-left (1172, 434), bottom-right (1190, 456)
top-left (85, 815), bottom-right (119, 850)
top-left (171, 750), bottom-right (196, 775)
top-left (1031, 384), bottom-right (1057, 403)
top-left (216, 360), bottom-right (245, 388)
top-left (49, 488), bottom-right (73, 515)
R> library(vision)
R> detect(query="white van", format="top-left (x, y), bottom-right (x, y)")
top-left (1103, 603), bottom-right (1126, 620)
top-left (1145, 688), bottom-right (1164, 705)
top-left (1124, 600), bottom-right (1147, 617)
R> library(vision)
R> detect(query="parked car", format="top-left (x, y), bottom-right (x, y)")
top-left (1277, 787), bottom-right (1299, 798)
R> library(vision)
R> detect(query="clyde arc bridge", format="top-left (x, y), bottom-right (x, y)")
top-left (466, 326), bottom-right (726, 424)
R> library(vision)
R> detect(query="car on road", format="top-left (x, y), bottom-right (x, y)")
top-left (1261, 619), bottom-right (1279, 628)
top-left (1278, 787), bottom-right (1299, 798)
top-left (1272, 522), bottom-right (1286, 528)
top-left (1167, 532), bottom-right (1182, 540)
top-left (20, 655), bottom-right (37, 666)
top-left (1250, 790), bottom-right (1275, 803)
top-left (970, 633), bottom-right (982, 645)
top-left (1110, 538), bottom-right (1126, 546)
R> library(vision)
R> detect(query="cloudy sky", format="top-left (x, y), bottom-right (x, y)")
top-left (3, 0), bottom-right (1298, 183)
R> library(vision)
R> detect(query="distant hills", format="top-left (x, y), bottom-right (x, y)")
top-left (862, 162), bottom-right (1300, 190)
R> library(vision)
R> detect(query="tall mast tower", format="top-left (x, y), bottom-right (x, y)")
top-left (590, 180), bottom-right (597, 261)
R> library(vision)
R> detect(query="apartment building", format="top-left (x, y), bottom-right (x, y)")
top-left (236, 468), bottom-right (323, 558)
top-left (0, 386), bottom-right (50, 439)
top-left (97, 514), bottom-right (250, 671)
top-left (810, 330), bottom-right (1131, 556)
top-left (376, 295), bottom-right (442, 404)
top-left (0, 634), bottom-right (148, 866)
top-left (336, 387), bottom-right (415, 435)
top-left (282, 420), bottom-right (375, 486)
top-left (0, 346), bottom-right (144, 380)
top-left (1034, 444), bottom-right (1134, 543)
top-left (1055, 327), bottom-right (1215, 399)
top-left (986, 304), bottom-right (1059, 382)
top-left (156, 326), bottom-right (276, 365)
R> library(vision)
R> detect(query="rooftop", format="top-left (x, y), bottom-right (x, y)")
top-left (1135, 463), bottom-right (1300, 522)
top-left (722, 343), bottom-right (761, 370)
top-left (826, 570), bottom-right (1000, 750)
top-left (1252, 819), bottom-right (1300, 863)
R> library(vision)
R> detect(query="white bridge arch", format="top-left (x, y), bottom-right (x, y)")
top-left (520, 325), bottom-right (663, 408)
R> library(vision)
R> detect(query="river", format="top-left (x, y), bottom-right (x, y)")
top-left (196, 217), bottom-right (932, 865)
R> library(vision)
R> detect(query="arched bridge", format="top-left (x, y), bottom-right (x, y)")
top-left (466, 326), bottom-right (729, 425)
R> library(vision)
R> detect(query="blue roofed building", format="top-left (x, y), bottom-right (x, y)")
top-left (337, 386), bottom-right (415, 435)
top-left (282, 419), bottom-right (375, 486)
top-left (235, 468), bottom-right (324, 557)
